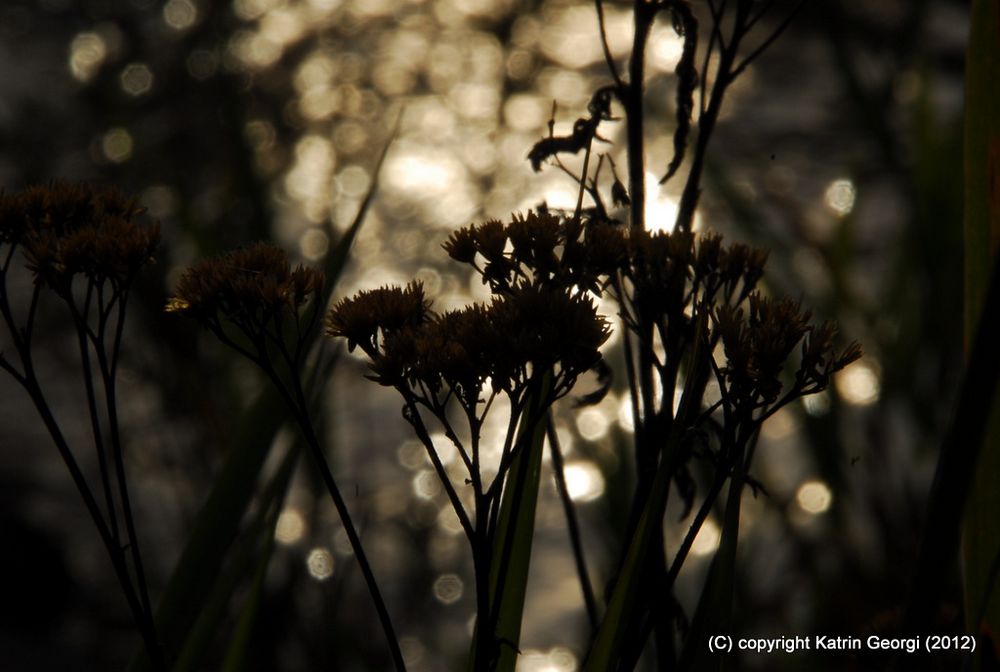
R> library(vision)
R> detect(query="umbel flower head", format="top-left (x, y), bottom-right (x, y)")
top-left (1, 183), bottom-right (159, 292)
top-left (166, 242), bottom-right (324, 338)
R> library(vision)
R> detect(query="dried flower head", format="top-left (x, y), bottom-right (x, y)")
top-left (166, 242), bottom-right (324, 331)
top-left (325, 281), bottom-right (429, 355)
top-left (716, 293), bottom-right (861, 408)
top-left (328, 281), bottom-right (609, 406)
top-left (487, 285), bottom-right (610, 394)
top-left (1, 183), bottom-right (159, 292)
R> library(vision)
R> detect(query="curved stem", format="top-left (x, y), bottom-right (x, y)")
top-left (94, 292), bottom-right (160, 665)
top-left (267, 363), bottom-right (407, 672)
top-left (403, 398), bottom-right (476, 545)
top-left (23, 371), bottom-right (163, 671)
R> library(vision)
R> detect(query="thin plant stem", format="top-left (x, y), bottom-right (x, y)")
top-left (94, 292), bottom-right (157, 636)
top-left (625, 4), bottom-right (656, 232)
top-left (731, 0), bottom-right (808, 78)
top-left (403, 398), bottom-right (476, 544)
top-left (1, 270), bottom-right (164, 671)
top-left (546, 418), bottom-right (599, 631)
top-left (22, 370), bottom-right (165, 672)
top-left (70, 286), bottom-right (121, 545)
top-left (574, 139), bottom-right (594, 221)
top-left (265, 361), bottom-right (407, 672)
top-left (595, 0), bottom-right (624, 90)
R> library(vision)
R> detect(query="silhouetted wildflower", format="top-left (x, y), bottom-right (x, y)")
top-left (0, 183), bottom-right (163, 671)
top-left (716, 293), bottom-right (862, 411)
top-left (167, 242), bottom-right (323, 326)
top-left (326, 281), bottom-right (429, 356)
top-left (328, 281), bottom-right (608, 407)
top-left (1, 183), bottom-right (159, 293)
top-left (167, 243), bottom-right (325, 371)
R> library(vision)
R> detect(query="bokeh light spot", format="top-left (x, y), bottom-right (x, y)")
top-left (835, 360), bottom-right (880, 406)
top-left (824, 178), bottom-right (856, 217)
top-left (519, 647), bottom-right (578, 672)
top-left (690, 518), bottom-right (721, 557)
top-left (275, 508), bottom-right (305, 544)
top-left (802, 390), bottom-right (830, 417)
top-left (306, 547), bottom-right (334, 580)
top-left (101, 128), bottom-right (134, 163)
top-left (299, 228), bottom-right (329, 261)
top-left (796, 480), bottom-right (833, 515)
top-left (186, 49), bottom-right (218, 80)
top-left (120, 63), bottom-right (154, 96)
top-left (575, 407), bottom-right (610, 442)
top-left (433, 573), bottom-right (464, 604)
top-left (412, 469), bottom-right (441, 500)
top-left (163, 0), bottom-right (198, 30)
top-left (562, 461), bottom-right (605, 503)
top-left (69, 32), bottom-right (107, 82)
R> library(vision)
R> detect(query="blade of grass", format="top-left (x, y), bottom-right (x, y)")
top-left (323, 116), bottom-right (397, 291)
top-left (961, 0), bottom-right (1000, 649)
top-left (170, 447), bottom-right (298, 672)
top-left (582, 418), bottom-right (689, 672)
top-left (471, 376), bottom-right (549, 672)
top-left (676, 468), bottom-right (744, 672)
top-left (129, 394), bottom-right (290, 672)
top-left (220, 502), bottom-right (282, 672)
top-left (902, 243), bottom-right (1000, 651)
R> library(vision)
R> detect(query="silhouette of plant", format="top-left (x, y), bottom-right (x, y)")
top-left (0, 183), bottom-right (164, 671)
top-left (0, 2), bottom-right (874, 670)
top-left (166, 242), bottom-right (407, 671)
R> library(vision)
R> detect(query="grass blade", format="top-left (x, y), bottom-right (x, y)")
top-left (170, 447), bottom-right (298, 672)
top-left (136, 130), bottom-right (391, 671)
top-left (472, 378), bottom-right (549, 672)
top-left (129, 393), bottom-right (289, 672)
top-left (961, 0), bottom-right (1000, 647)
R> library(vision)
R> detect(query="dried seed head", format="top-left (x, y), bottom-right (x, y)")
top-left (326, 281), bottom-right (428, 355)
top-left (167, 242), bottom-right (324, 328)
top-left (716, 292), bottom-right (860, 407)
top-left (2, 183), bottom-right (158, 292)
top-left (442, 226), bottom-right (478, 264)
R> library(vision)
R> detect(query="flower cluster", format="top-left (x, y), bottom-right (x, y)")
top-left (0, 184), bottom-right (164, 669)
top-left (716, 294), bottom-right (861, 409)
top-left (443, 211), bottom-right (625, 295)
top-left (1, 183), bottom-right (159, 293)
top-left (166, 242), bottom-right (326, 377)
top-left (327, 281), bottom-right (609, 409)
top-left (440, 210), bottom-right (859, 478)
top-left (166, 242), bottom-right (324, 344)
top-left (443, 211), bottom-right (768, 331)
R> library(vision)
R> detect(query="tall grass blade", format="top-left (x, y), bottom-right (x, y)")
top-left (170, 448), bottom-right (298, 672)
top-left (473, 378), bottom-right (548, 672)
top-left (583, 319), bottom-right (707, 671)
top-left (129, 394), bottom-right (289, 672)
top-left (677, 469), bottom-right (743, 672)
top-left (961, 0), bottom-right (1000, 649)
top-left (219, 454), bottom-right (296, 672)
